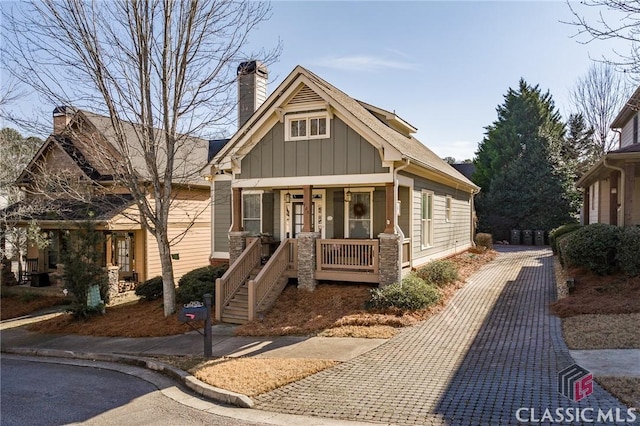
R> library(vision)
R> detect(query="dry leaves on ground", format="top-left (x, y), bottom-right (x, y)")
top-left (193, 357), bottom-right (337, 396)
top-left (27, 300), bottom-right (209, 337)
top-left (562, 313), bottom-right (640, 349)
top-left (596, 377), bottom-right (640, 410)
top-left (0, 294), bottom-right (68, 320)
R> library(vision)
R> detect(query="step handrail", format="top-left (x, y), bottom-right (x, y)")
top-left (248, 239), bottom-right (295, 321)
top-left (215, 237), bottom-right (261, 321)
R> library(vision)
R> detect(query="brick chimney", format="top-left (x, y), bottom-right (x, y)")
top-left (237, 61), bottom-right (268, 129)
top-left (52, 106), bottom-right (75, 134)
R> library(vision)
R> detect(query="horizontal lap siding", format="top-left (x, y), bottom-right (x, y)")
top-left (146, 189), bottom-right (211, 281)
top-left (237, 118), bottom-right (388, 178)
top-left (213, 181), bottom-right (231, 253)
top-left (619, 114), bottom-right (637, 148)
top-left (406, 172), bottom-right (472, 262)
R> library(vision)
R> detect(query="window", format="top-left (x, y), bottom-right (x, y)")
top-left (445, 196), bottom-right (452, 223)
top-left (346, 190), bottom-right (372, 238)
top-left (243, 193), bottom-right (261, 236)
top-left (421, 191), bottom-right (433, 248)
top-left (285, 113), bottom-right (330, 141)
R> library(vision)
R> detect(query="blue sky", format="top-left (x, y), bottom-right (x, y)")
top-left (243, 1), bottom-right (631, 161)
top-left (1, 1), bottom-right (631, 162)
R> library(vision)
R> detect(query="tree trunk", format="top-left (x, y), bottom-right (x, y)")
top-left (155, 234), bottom-right (176, 317)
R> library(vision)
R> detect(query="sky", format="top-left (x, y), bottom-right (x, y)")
top-left (241, 1), bottom-right (632, 161)
top-left (1, 1), bottom-right (633, 162)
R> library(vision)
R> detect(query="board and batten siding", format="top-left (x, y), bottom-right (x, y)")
top-left (145, 188), bottom-right (211, 281)
top-left (404, 172), bottom-right (473, 266)
top-left (237, 118), bottom-right (388, 179)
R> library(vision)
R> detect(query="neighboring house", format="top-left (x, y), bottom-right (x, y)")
top-left (8, 107), bottom-right (213, 296)
top-left (207, 62), bottom-right (480, 323)
top-left (577, 86), bottom-right (640, 226)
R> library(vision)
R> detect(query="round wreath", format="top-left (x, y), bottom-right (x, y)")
top-left (352, 202), bottom-right (367, 218)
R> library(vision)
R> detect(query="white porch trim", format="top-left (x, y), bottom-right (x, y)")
top-left (232, 172), bottom-right (394, 189)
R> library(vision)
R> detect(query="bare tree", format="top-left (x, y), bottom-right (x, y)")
top-left (570, 63), bottom-right (630, 153)
top-left (1, 0), bottom-right (279, 316)
top-left (566, 1), bottom-right (640, 81)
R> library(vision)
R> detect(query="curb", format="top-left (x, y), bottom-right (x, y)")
top-left (1, 346), bottom-right (254, 408)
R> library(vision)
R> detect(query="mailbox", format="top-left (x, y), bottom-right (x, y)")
top-left (178, 305), bottom-right (207, 322)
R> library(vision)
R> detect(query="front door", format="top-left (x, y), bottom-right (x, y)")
top-left (291, 202), bottom-right (315, 237)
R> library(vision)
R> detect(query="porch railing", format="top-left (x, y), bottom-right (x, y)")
top-left (248, 239), bottom-right (296, 321)
top-left (316, 239), bottom-right (379, 283)
top-left (215, 237), bottom-right (261, 321)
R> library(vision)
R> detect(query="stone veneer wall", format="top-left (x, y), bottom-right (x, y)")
top-left (296, 232), bottom-right (320, 291)
top-left (378, 233), bottom-right (400, 287)
top-left (229, 231), bottom-right (249, 265)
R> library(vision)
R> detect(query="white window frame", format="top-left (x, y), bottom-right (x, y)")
top-left (445, 196), bottom-right (452, 223)
top-left (421, 190), bottom-right (433, 249)
top-left (344, 188), bottom-right (374, 239)
top-left (285, 112), bottom-right (330, 141)
top-left (242, 191), bottom-right (262, 236)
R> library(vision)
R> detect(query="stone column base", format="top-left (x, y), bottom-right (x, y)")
top-left (229, 231), bottom-right (249, 266)
top-left (378, 233), bottom-right (400, 287)
top-left (296, 232), bottom-right (320, 291)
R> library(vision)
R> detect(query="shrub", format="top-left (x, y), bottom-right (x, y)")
top-left (176, 265), bottom-right (228, 305)
top-left (562, 223), bottom-right (621, 275)
top-left (556, 233), bottom-right (574, 267)
top-left (135, 276), bottom-right (163, 301)
top-left (616, 226), bottom-right (640, 277)
top-left (475, 233), bottom-right (493, 250)
top-left (366, 275), bottom-right (441, 311)
top-left (415, 260), bottom-right (458, 288)
top-left (549, 223), bottom-right (581, 255)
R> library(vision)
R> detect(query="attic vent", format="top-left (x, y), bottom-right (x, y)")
top-left (288, 85), bottom-right (323, 105)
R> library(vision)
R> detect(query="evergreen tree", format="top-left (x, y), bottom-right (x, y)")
top-left (473, 80), bottom-right (575, 240)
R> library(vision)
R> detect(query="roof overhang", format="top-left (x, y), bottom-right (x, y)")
top-left (577, 151), bottom-right (640, 187)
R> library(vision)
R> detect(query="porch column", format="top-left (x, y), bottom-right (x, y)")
top-left (229, 232), bottom-right (249, 265)
top-left (624, 164), bottom-right (636, 226)
top-left (378, 232), bottom-right (400, 287)
top-left (610, 171), bottom-right (619, 226)
top-left (231, 187), bottom-right (242, 232)
top-left (384, 182), bottom-right (395, 234)
top-left (297, 231), bottom-right (319, 291)
top-left (303, 185), bottom-right (312, 232)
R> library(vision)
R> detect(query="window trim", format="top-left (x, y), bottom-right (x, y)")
top-left (242, 191), bottom-right (263, 236)
top-left (445, 196), bottom-right (452, 223)
top-left (344, 188), bottom-right (374, 239)
top-left (421, 190), bottom-right (434, 249)
top-left (285, 112), bottom-right (330, 141)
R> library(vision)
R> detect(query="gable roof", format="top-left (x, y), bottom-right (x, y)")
top-left (611, 85), bottom-right (640, 129)
top-left (18, 109), bottom-right (211, 187)
top-left (211, 66), bottom-right (478, 191)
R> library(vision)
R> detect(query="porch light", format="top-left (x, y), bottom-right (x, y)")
top-left (284, 191), bottom-right (291, 203)
top-left (345, 190), bottom-right (352, 202)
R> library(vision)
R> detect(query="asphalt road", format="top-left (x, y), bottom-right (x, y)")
top-left (0, 356), bottom-right (260, 426)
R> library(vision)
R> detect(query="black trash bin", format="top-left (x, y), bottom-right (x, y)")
top-left (522, 230), bottom-right (533, 245)
top-left (31, 272), bottom-right (50, 287)
top-left (510, 229), bottom-right (521, 245)
top-left (534, 230), bottom-right (545, 246)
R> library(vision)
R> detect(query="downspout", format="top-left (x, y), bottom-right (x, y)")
top-left (470, 187), bottom-right (480, 247)
top-left (394, 159), bottom-right (410, 279)
top-left (602, 157), bottom-right (625, 226)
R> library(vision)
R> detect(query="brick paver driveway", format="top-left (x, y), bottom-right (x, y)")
top-left (255, 247), bottom-right (635, 425)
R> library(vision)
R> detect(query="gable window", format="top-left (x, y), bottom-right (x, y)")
top-left (445, 196), bottom-right (452, 223)
top-left (421, 190), bottom-right (433, 248)
top-left (285, 112), bottom-right (330, 141)
top-left (243, 193), bottom-right (261, 236)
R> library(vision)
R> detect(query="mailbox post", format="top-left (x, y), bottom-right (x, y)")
top-left (178, 294), bottom-right (213, 358)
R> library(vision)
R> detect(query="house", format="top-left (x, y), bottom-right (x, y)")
top-left (577, 86), bottom-right (640, 226)
top-left (207, 62), bottom-right (480, 323)
top-left (9, 107), bottom-right (213, 297)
